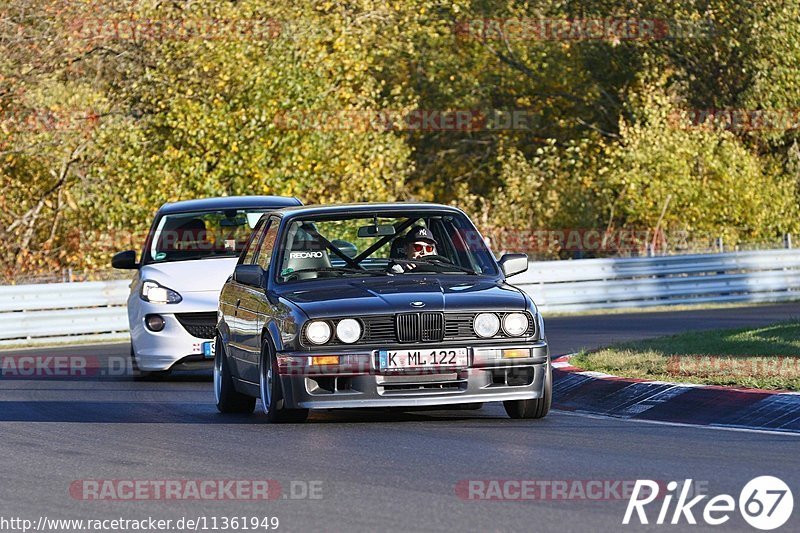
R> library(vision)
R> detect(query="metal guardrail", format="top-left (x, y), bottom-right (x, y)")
top-left (514, 249), bottom-right (800, 313)
top-left (1, 250), bottom-right (799, 346)
top-left (0, 280), bottom-right (131, 346)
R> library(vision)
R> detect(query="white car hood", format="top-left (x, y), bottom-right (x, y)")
top-left (139, 257), bottom-right (239, 293)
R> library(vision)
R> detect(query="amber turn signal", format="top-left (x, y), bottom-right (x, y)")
top-left (310, 356), bottom-right (340, 366)
top-left (502, 349), bottom-right (530, 359)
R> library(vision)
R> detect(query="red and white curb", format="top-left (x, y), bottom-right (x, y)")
top-left (551, 355), bottom-right (800, 433)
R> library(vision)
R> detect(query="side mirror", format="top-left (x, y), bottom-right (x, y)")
top-left (498, 253), bottom-right (529, 277)
top-left (112, 250), bottom-right (139, 270)
top-left (234, 264), bottom-right (264, 288)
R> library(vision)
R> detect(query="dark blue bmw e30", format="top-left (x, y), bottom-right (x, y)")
top-left (214, 203), bottom-right (550, 422)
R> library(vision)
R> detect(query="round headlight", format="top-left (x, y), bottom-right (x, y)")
top-left (474, 313), bottom-right (500, 338)
top-left (306, 321), bottom-right (332, 345)
top-left (336, 319), bottom-right (362, 344)
top-left (503, 313), bottom-right (529, 336)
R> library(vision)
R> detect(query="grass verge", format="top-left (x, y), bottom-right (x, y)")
top-left (570, 321), bottom-right (800, 391)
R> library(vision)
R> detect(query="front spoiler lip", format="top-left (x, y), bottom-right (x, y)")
top-left (288, 389), bottom-right (541, 409)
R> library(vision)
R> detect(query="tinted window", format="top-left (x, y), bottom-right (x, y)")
top-left (241, 218), bottom-right (268, 265)
top-left (256, 220), bottom-right (280, 270)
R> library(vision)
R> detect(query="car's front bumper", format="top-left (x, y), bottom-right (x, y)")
top-left (276, 341), bottom-right (549, 409)
top-left (129, 293), bottom-right (218, 372)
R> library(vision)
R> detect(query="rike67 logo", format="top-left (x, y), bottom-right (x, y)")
top-left (624, 477), bottom-right (793, 530)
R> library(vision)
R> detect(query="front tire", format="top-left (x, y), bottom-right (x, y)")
top-left (260, 339), bottom-right (308, 423)
top-left (503, 363), bottom-right (552, 419)
top-left (214, 335), bottom-right (256, 414)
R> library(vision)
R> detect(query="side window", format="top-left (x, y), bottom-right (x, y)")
top-left (240, 219), bottom-right (268, 265)
top-left (256, 219), bottom-right (280, 270)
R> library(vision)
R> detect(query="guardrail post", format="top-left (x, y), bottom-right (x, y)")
top-left (715, 237), bottom-right (724, 253)
top-left (785, 234), bottom-right (793, 249)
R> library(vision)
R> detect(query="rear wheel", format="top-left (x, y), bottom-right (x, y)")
top-left (214, 335), bottom-right (256, 414)
top-left (260, 339), bottom-right (308, 423)
top-left (503, 363), bottom-right (552, 419)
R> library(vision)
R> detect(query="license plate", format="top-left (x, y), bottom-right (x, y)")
top-left (202, 340), bottom-right (215, 359)
top-left (379, 348), bottom-right (468, 370)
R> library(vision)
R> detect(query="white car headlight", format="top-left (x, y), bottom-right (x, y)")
top-left (140, 280), bottom-right (182, 304)
top-left (336, 319), bottom-right (362, 344)
top-left (503, 313), bottom-right (529, 336)
top-left (474, 313), bottom-right (500, 338)
top-left (306, 320), bottom-right (332, 345)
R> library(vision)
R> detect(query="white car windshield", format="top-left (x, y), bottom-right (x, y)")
top-left (146, 209), bottom-right (266, 263)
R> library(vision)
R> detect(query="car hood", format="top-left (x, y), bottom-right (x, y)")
top-left (139, 258), bottom-right (239, 293)
top-left (280, 277), bottom-right (527, 318)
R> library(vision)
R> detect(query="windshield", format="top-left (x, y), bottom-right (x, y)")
top-left (276, 211), bottom-right (498, 282)
top-left (145, 209), bottom-right (267, 264)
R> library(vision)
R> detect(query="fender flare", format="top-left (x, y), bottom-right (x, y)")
top-left (216, 319), bottom-right (231, 346)
top-left (262, 319), bottom-right (283, 352)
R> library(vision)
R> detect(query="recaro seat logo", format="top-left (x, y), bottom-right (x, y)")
top-left (289, 251), bottom-right (324, 259)
top-left (623, 477), bottom-right (793, 530)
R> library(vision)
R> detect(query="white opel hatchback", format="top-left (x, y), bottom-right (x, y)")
top-left (112, 196), bottom-right (302, 377)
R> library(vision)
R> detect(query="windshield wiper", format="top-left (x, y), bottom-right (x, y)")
top-left (392, 259), bottom-right (479, 275)
top-left (282, 267), bottom-right (388, 279)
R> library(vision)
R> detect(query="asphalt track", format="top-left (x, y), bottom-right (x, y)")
top-left (1, 303), bottom-right (799, 532)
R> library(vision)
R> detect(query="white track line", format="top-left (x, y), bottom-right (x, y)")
top-left (554, 409), bottom-right (800, 437)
